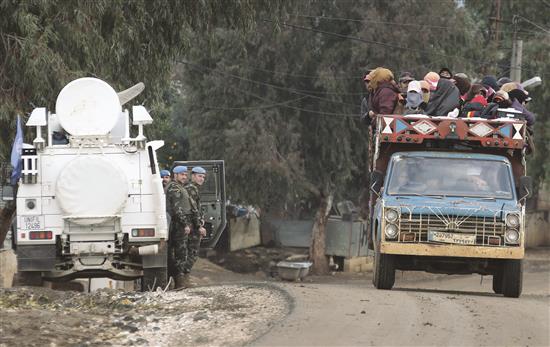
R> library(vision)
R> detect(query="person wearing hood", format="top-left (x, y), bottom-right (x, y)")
top-left (403, 81), bottom-right (426, 115)
top-left (453, 73), bottom-right (471, 102)
top-left (419, 80), bottom-right (431, 104)
top-left (508, 88), bottom-right (535, 126)
top-left (481, 75), bottom-right (499, 102)
top-left (367, 67), bottom-right (400, 117)
top-left (480, 90), bottom-right (512, 119)
top-left (439, 67), bottom-right (452, 79)
top-left (360, 71), bottom-right (372, 125)
top-left (424, 76), bottom-right (461, 117)
top-left (459, 84), bottom-right (488, 118)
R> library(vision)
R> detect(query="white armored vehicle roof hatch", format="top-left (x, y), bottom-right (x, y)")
top-left (14, 78), bottom-right (169, 290)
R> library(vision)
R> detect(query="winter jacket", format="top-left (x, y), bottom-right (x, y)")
top-left (424, 79), bottom-right (461, 117)
top-left (369, 81), bottom-right (400, 115)
top-left (459, 95), bottom-right (487, 118)
top-left (511, 99), bottom-right (535, 126)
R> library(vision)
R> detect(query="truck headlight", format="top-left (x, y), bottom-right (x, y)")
top-left (384, 224), bottom-right (399, 239)
top-left (505, 229), bottom-right (520, 244)
top-left (385, 209), bottom-right (399, 223)
top-left (505, 214), bottom-right (520, 228)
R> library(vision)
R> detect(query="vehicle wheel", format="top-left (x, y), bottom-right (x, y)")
top-left (502, 259), bottom-right (523, 298)
top-left (492, 269), bottom-right (503, 294)
top-left (372, 238), bottom-right (395, 290)
top-left (141, 267), bottom-right (167, 292)
top-left (14, 271), bottom-right (43, 287)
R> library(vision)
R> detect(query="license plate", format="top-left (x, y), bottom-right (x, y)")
top-left (428, 231), bottom-right (476, 245)
top-left (23, 216), bottom-right (42, 230)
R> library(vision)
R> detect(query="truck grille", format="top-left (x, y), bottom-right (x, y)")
top-left (396, 211), bottom-right (506, 246)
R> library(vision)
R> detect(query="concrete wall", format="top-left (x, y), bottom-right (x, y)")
top-left (525, 182), bottom-right (550, 247)
top-left (229, 214), bottom-right (261, 252)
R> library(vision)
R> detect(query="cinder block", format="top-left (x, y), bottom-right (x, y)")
top-left (343, 256), bottom-right (369, 272)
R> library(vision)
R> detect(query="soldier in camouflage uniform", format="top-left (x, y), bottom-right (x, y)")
top-left (182, 166), bottom-right (207, 284)
top-left (165, 165), bottom-right (193, 289)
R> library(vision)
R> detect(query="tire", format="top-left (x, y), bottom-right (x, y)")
top-left (14, 271), bottom-right (43, 287)
top-left (372, 237), bottom-right (395, 290)
top-left (492, 269), bottom-right (503, 294)
top-left (141, 267), bottom-right (167, 292)
top-left (502, 259), bottom-right (523, 298)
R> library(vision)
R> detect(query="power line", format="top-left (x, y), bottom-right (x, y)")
top-left (290, 13), bottom-right (541, 35)
top-left (180, 63), bottom-right (359, 117)
top-left (195, 95), bottom-right (308, 110)
top-left (179, 60), bottom-right (360, 107)
top-left (263, 19), bottom-right (544, 76)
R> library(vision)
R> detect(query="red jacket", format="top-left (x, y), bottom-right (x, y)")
top-left (369, 81), bottom-right (399, 114)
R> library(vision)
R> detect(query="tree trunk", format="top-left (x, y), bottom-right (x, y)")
top-left (0, 200), bottom-right (16, 246)
top-left (309, 192), bottom-right (333, 275)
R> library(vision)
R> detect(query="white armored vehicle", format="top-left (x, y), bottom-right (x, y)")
top-left (14, 78), bottom-right (170, 290)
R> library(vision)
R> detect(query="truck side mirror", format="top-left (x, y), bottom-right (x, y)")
top-left (370, 170), bottom-right (384, 195)
top-left (519, 176), bottom-right (533, 200)
top-left (1, 185), bottom-right (15, 201)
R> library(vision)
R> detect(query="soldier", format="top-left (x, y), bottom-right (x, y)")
top-left (182, 166), bottom-right (207, 285)
top-left (165, 165), bottom-right (193, 289)
top-left (160, 169), bottom-right (171, 189)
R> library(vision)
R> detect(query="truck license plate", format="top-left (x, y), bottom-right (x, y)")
top-left (428, 231), bottom-right (476, 245)
top-left (23, 216), bottom-right (42, 230)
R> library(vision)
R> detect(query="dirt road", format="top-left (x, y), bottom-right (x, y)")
top-left (253, 269), bottom-right (550, 347)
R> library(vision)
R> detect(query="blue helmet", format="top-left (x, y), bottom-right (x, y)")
top-left (173, 165), bottom-right (188, 174)
top-left (191, 166), bottom-right (206, 174)
top-left (160, 169), bottom-right (170, 177)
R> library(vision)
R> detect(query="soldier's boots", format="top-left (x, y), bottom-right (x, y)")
top-left (174, 273), bottom-right (193, 289)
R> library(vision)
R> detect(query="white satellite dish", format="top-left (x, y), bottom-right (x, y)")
top-left (56, 78), bottom-right (121, 136)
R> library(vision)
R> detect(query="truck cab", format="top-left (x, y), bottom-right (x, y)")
top-left (368, 115), bottom-right (531, 297)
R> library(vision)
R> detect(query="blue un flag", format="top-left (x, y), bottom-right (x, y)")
top-left (10, 115), bottom-right (23, 185)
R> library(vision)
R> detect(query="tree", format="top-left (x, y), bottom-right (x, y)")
top-left (176, 0), bottom-right (488, 273)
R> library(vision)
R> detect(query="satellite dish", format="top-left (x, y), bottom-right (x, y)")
top-left (56, 78), bottom-right (121, 136)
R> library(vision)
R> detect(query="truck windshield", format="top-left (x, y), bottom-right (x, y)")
top-left (387, 156), bottom-right (514, 199)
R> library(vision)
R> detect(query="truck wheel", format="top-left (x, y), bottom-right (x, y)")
top-left (14, 271), bottom-right (43, 287)
top-left (492, 269), bottom-right (503, 294)
top-left (502, 259), bottom-right (523, 298)
top-left (141, 267), bottom-right (167, 292)
top-left (372, 239), bottom-right (395, 290)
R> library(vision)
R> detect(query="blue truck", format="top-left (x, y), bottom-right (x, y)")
top-left (368, 114), bottom-right (531, 297)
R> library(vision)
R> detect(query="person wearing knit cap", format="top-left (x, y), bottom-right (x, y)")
top-left (424, 72), bottom-right (440, 91)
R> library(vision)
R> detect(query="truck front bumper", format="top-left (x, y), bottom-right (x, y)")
top-left (381, 242), bottom-right (524, 259)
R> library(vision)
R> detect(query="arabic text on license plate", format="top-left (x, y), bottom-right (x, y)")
top-left (428, 231), bottom-right (476, 245)
top-left (23, 216), bottom-right (42, 230)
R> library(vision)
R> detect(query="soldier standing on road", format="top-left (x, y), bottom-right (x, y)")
top-left (160, 169), bottom-right (171, 190)
top-left (165, 165), bottom-right (193, 289)
top-left (182, 166), bottom-right (207, 286)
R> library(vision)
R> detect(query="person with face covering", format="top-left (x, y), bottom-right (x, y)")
top-left (423, 77), bottom-right (461, 117)
top-left (420, 80), bottom-right (431, 104)
top-left (403, 81), bottom-right (426, 115)
top-left (480, 90), bottom-right (512, 119)
top-left (367, 67), bottom-right (400, 117)
top-left (508, 88), bottom-right (535, 126)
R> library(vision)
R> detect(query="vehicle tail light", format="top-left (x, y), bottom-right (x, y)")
top-left (132, 228), bottom-right (155, 237)
top-left (29, 231), bottom-right (53, 240)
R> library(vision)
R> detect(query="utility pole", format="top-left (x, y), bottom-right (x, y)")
top-left (510, 15), bottom-right (523, 82)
